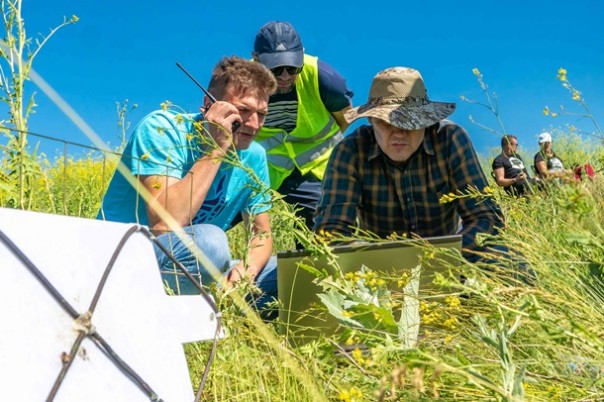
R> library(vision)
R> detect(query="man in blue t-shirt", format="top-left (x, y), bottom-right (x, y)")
top-left (251, 21), bottom-right (353, 238)
top-left (98, 57), bottom-right (278, 302)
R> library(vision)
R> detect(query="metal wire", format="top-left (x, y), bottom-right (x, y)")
top-left (0, 224), bottom-right (221, 401)
top-left (141, 227), bottom-right (222, 401)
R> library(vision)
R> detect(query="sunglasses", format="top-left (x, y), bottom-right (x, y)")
top-left (270, 65), bottom-right (303, 76)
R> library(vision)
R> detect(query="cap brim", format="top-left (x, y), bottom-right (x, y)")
top-left (256, 50), bottom-right (303, 69)
top-left (344, 102), bottom-right (456, 130)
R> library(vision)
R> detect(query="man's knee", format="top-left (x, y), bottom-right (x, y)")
top-left (186, 224), bottom-right (231, 272)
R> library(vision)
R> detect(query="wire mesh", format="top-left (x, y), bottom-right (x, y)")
top-left (0, 128), bottom-right (220, 401)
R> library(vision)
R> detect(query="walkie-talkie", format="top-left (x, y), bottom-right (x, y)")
top-left (176, 62), bottom-right (241, 133)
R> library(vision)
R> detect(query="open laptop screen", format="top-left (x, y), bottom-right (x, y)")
top-left (277, 235), bottom-right (462, 343)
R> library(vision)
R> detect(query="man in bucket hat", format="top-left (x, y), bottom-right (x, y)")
top-left (251, 21), bottom-right (353, 238)
top-left (314, 67), bottom-right (503, 263)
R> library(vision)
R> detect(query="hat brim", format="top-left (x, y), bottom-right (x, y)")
top-left (344, 101), bottom-right (456, 130)
top-left (256, 50), bottom-right (303, 69)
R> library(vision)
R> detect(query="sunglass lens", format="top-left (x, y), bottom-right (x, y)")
top-left (271, 66), bottom-right (303, 76)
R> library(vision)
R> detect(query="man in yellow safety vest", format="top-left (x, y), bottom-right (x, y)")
top-left (252, 21), bottom-right (353, 238)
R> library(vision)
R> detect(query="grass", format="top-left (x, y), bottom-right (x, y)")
top-left (8, 143), bottom-right (599, 401)
top-left (3, 92), bottom-right (604, 402)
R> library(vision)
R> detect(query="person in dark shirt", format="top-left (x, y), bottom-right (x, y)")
top-left (492, 134), bottom-right (536, 196)
top-left (314, 67), bottom-right (503, 263)
top-left (533, 131), bottom-right (568, 180)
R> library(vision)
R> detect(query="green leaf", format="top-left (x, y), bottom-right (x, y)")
top-left (317, 291), bottom-right (363, 328)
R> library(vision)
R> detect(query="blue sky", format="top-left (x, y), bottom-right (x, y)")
top-left (12, 0), bottom-right (604, 160)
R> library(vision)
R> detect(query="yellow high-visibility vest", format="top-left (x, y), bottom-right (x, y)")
top-left (256, 54), bottom-right (342, 189)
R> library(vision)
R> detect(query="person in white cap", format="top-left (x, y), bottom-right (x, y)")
top-left (534, 132), bottom-right (567, 180)
top-left (314, 67), bottom-right (503, 263)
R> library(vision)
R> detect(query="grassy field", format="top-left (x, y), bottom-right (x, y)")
top-left (2, 129), bottom-right (604, 401)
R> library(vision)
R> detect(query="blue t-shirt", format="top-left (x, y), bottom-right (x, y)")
top-left (98, 110), bottom-right (271, 230)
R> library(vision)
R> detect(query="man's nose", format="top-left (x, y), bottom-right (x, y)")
top-left (244, 112), bottom-right (261, 130)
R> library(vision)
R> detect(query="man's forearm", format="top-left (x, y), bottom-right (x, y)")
top-left (145, 149), bottom-right (226, 230)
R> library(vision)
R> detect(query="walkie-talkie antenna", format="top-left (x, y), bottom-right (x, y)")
top-left (176, 62), bottom-right (217, 102)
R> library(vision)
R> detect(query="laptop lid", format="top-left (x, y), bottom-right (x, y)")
top-left (277, 235), bottom-right (462, 342)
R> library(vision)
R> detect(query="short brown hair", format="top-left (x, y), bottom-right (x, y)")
top-left (208, 56), bottom-right (277, 100)
top-left (501, 134), bottom-right (517, 148)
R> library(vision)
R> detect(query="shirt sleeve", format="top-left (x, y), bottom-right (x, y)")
top-left (313, 138), bottom-right (360, 235)
top-left (317, 59), bottom-right (354, 113)
top-left (124, 111), bottom-right (193, 178)
top-left (491, 155), bottom-right (503, 171)
top-left (446, 125), bottom-right (504, 261)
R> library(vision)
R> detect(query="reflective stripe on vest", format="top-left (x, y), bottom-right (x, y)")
top-left (264, 131), bottom-right (343, 170)
top-left (256, 54), bottom-right (342, 188)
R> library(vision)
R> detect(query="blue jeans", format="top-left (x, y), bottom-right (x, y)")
top-left (153, 224), bottom-right (278, 313)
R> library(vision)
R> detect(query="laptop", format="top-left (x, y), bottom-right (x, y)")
top-left (277, 235), bottom-right (462, 344)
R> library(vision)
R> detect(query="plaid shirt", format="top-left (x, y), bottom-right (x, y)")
top-left (314, 121), bottom-right (503, 260)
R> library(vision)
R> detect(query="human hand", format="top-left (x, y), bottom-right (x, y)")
top-left (223, 263), bottom-right (258, 289)
top-left (201, 102), bottom-right (243, 153)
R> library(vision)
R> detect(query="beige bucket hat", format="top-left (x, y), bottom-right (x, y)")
top-left (345, 67), bottom-right (456, 130)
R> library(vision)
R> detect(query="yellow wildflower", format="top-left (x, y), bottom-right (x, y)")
top-left (338, 387), bottom-right (363, 402)
top-left (444, 295), bottom-right (461, 308)
top-left (350, 387), bottom-right (363, 399)
top-left (345, 335), bottom-right (355, 346)
top-left (397, 272), bottom-right (410, 288)
top-left (472, 68), bottom-right (481, 77)
top-left (443, 317), bottom-right (458, 329)
top-left (70, 15), bottom-right (79, 23)
top-left (572, 90), bottom-right (581, 101)
top-left (160, 100), bottom-right (172, 111)
top-left (338, 389), bottom-right (350, 401)
top-left (557, 68), bottom-right (567, 82)
top-left (444, 335), bottom-right (452, 344)
top-left (543, 106), bottom-right (550, 116)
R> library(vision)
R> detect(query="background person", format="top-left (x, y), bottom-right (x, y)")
top-left (314, 67), bottom-right (503, 263)
top-left (252, 21), bottom-right (353, 234)
top-left (492, 134), bottom-right (536, 196)
top-left (534, 131), bottom-right (568, 180)
top-left (98, 56), bottom-right (278, 304)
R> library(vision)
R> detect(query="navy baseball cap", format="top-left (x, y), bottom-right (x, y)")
top-left (253, 21), bottom-right (304, 69)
